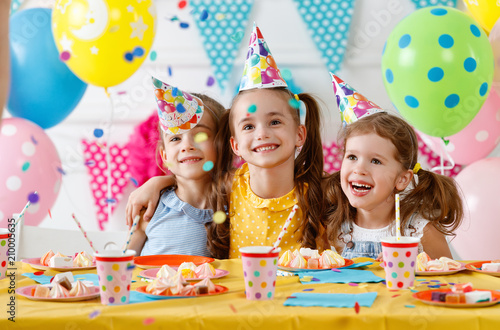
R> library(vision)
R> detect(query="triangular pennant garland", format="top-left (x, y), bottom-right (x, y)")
top-left (293, 0), bottom-right (354, 74)
top-left (190, 0), bottom-right (254, 91)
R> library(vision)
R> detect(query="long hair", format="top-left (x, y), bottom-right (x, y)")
top-left (325, 112), bottom-right (463, 251)
top-left (205, 87), bottom-right (326, 258)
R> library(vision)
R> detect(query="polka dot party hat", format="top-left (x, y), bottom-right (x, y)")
top-left (152, 77), bottom-right (205, 135)
top-left (331, 73), bottom-right (384, 127)
top-left (239, 23), bottom-right (287, 91)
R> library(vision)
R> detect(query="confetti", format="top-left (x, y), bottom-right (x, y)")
top-left (22, 161), bottom-right (30, 172)
top-left (89, 310), bottom-right (101, 319)
top-left (286, 296), bottom-right (297, 299)
top-left (358, 284), bottom-right (368, 288)
top-left (33, 271), bottom-right (44, 276)
top-left (178, 0), bottom-right (187, 9)
top-left (206, 76), bottom-right (215, 87)
top-left (199, 9), bottom-right (209, 21)
top-left (126, 264), bottom-right (136, 271)
top-left (229, 304), bottom-right (238, 313)
top-left (302, 288), bottom-right (314, 291)
top-left (311, 278), bottom-right (320, 282)
top-left (289, 99), bottom-right (300, 109)
top-left (231, 31), bottom-right (244, 43)
top-left (31, 135), bottom-right (38, 145)
top-left (28, 192), bottom-right (39, 203)
top-left (179, 22), bottom-right (189, 29)
top-left (143, 317), bottom-right (155, 325)
top-left (85, 160), bottom-right (96, 167)
top-left (331, 268), bottom-right (341, 273)
top-left (428, 285), bottom-right (441, 288)
top-left (391, 294), bottom-right (401, 298)
top-left (57, 167), bottom-right (66, 175)
top-left (93, 128), bottom-right (104, 138)
top-left (247, 104), bottom-right (257, 114)
top-left (405, 304), bottom-right (416, 308)
top-left (130, 177), bottom-right (139, 187)
top-left (430, 280), bottom-right (440, 282)
top-left (354, 301), bottom-right (360, 314)
top-left (213, 211), bottom-right (226, 224)
top-left (416, 279), bottom-right (426, 282)
top-left (302, 276), bottom-right (313, 282)
top-left (60, 51), bottom-right (71, 61)
top-left (194, 132), bottom-right (208, 143)
top-left (48, 209), bottom-right (52, 219)
top-left (168, 66), bottom-right (172, 76)
top-left (150, 50), bottom-right (157, 61)
top-left (348, 283), bottom-right (358, 286)
top-left (203, 161), bottom-right (214, 171)
top-left (215, 13), bottom-right (225, 20)
top-left (410, 289), bottom-right (418, 293)
top-left (106, 198), bottom-right (117, 204)
top-left (281, 68), bottom-right (292, 81)
top-left (117, 91), bottom-right (127, 95)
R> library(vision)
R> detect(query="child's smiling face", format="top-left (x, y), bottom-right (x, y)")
top-left (229, 89), bottom-right (306, 169)
top-left (340, 132), bottom-right (412, 212)
top-left (160, 112), bottom-right (217, 182)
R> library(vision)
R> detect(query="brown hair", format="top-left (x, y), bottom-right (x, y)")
top-left (325, 112), bottom-right (463, 251)
top-left (205, 87), bottom-right (326, 258)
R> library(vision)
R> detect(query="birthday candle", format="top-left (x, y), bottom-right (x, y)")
top-left (395, 193), bottom-right (400, 241)
top-left (273, 204), bottom-right (299, 248)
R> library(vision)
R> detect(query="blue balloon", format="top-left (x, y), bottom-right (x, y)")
top-left (7, 8), bottom-right (87, 129)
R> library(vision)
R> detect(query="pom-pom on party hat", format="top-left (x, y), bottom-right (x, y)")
top-left (152, 77), bottom-right (205, 135)
top-left (239, 23), bottom-right (287, 91)
top-left (331, 73), bottom-right (384, 126)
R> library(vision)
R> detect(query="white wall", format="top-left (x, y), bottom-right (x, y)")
top-left (6, 0), bottom-right (494, 233)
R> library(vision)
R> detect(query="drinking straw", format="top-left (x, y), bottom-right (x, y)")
top-left (14, 200), bottom-right (31, 226)
top-left (122, 215), bottom-right (140, 254)
top-left (273, 204), bottom-right (299, 249)
top-left (395, 193), bottom-right (400, 241)
top-left (71, 213), bottom-right (97, 254)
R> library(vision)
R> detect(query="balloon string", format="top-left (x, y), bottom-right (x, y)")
top-left (106, 89), bottom-right (115, 228)
top-left (430, 139), bottom-right (455, 174)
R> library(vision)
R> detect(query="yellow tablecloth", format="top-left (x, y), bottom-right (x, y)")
top-left (1, 259), bottom-right (499, 329)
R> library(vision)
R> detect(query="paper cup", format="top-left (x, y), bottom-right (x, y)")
top-left (95, 249), bottom-right (136, 305)
top-left (239, 246), bottom-right (281, 300)
top-left (381, 237), bottom-right (420, 290)
top-left (0, 229), bottom-right (11, 280)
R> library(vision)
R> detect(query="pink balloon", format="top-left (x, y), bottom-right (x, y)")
top-left (0, 118), bottom-right (62, 227)
top-left (452, 158), bottom-right (500, 260)
top-left (417, 89), bottom-right (500, 165)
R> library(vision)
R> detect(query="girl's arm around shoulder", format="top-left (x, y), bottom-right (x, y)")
top-left (420, 222), bottom-right (452, 259)
top-left (125, 175), bottom-right (176, 227)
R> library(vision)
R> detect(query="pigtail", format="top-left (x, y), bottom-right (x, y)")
top-left (206, 110), bottom-right (233, 259)
top-left (294, 93), bottom-right (327, 250)
top-left (401, 169), bottom-right (463, 237)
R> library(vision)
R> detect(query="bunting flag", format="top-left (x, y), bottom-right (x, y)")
top-left (82, 140), bottom-right (130, 230)
top-left (293, 0), bottom-right (354, 74)
top-left (190, 0), bottom-right (254, 91)
top-left (410, 0), bottom-right (457, 9)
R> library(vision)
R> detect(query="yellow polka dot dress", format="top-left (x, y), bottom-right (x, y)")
top-left (229, 163), bottom-right (302, 258)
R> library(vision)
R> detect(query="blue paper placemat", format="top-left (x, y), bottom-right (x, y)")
top-left (298, 269), bottom-right (384, 284)
top-left (22, 273), bottom-right (99, 285)
top-left (284, 292), bottom-right (378, 308)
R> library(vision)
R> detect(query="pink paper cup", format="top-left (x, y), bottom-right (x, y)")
top-left (240, 246), bottom-right (281, 300)
top-left (381, 237), bottom-right (420, 290)
top-left (95, 249), bottom-right (136, 305)
top-left (0, 229), bottom-right (11, 280)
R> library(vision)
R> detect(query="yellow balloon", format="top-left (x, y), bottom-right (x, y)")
top-left (464, 0), bottom-right (500, 34)
top-left (52, 0), bottom-right (156, 88)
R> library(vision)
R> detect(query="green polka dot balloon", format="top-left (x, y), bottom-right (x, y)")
top-left (382, 6), bottom-right (493, 137)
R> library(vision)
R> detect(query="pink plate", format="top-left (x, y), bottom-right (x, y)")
top-left (16, 285), bottom-right (100, 302)
top-left (139, 267), bottom-right (230, 281)
top-left (22, 258), bottom-right (96, 272)
top-left (135, 285), bottom-right (228, 300)
top-left (278, 258), bottom-right (354, 272)
top-left (413, 289), bottom-right (500, 308)
top-left (416, 263), bottom-right (467, 276)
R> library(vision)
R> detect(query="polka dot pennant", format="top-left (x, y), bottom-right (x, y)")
top-left (382, 7), bottom-right (494, 138)
top-left (293, 0), bottom-right (354, 74)
top-left (82, 140), bottom-right (130, 230)
top-left (410, 0), bottom-right (457, 9)
top-left (190, 0), bottom-right (254, 91)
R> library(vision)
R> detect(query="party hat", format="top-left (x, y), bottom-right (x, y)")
top-left (152, 77), bottom-right (205, 135)
top-left (238, 23), bottom-right (287, 91)
top-left (330, 73), bottom-right (384, 126)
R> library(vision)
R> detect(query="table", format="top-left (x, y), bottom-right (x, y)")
top-left (1, 259), bottom-right (499, 329)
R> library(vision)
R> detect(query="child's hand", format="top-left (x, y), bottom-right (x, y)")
top-left (376, 252), bottom-right (383, 262)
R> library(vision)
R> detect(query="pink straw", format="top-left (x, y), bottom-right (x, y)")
top-left (272, 204), bottom-right (299, 249)
top-left (71, 213), bottom-right (97, 254)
